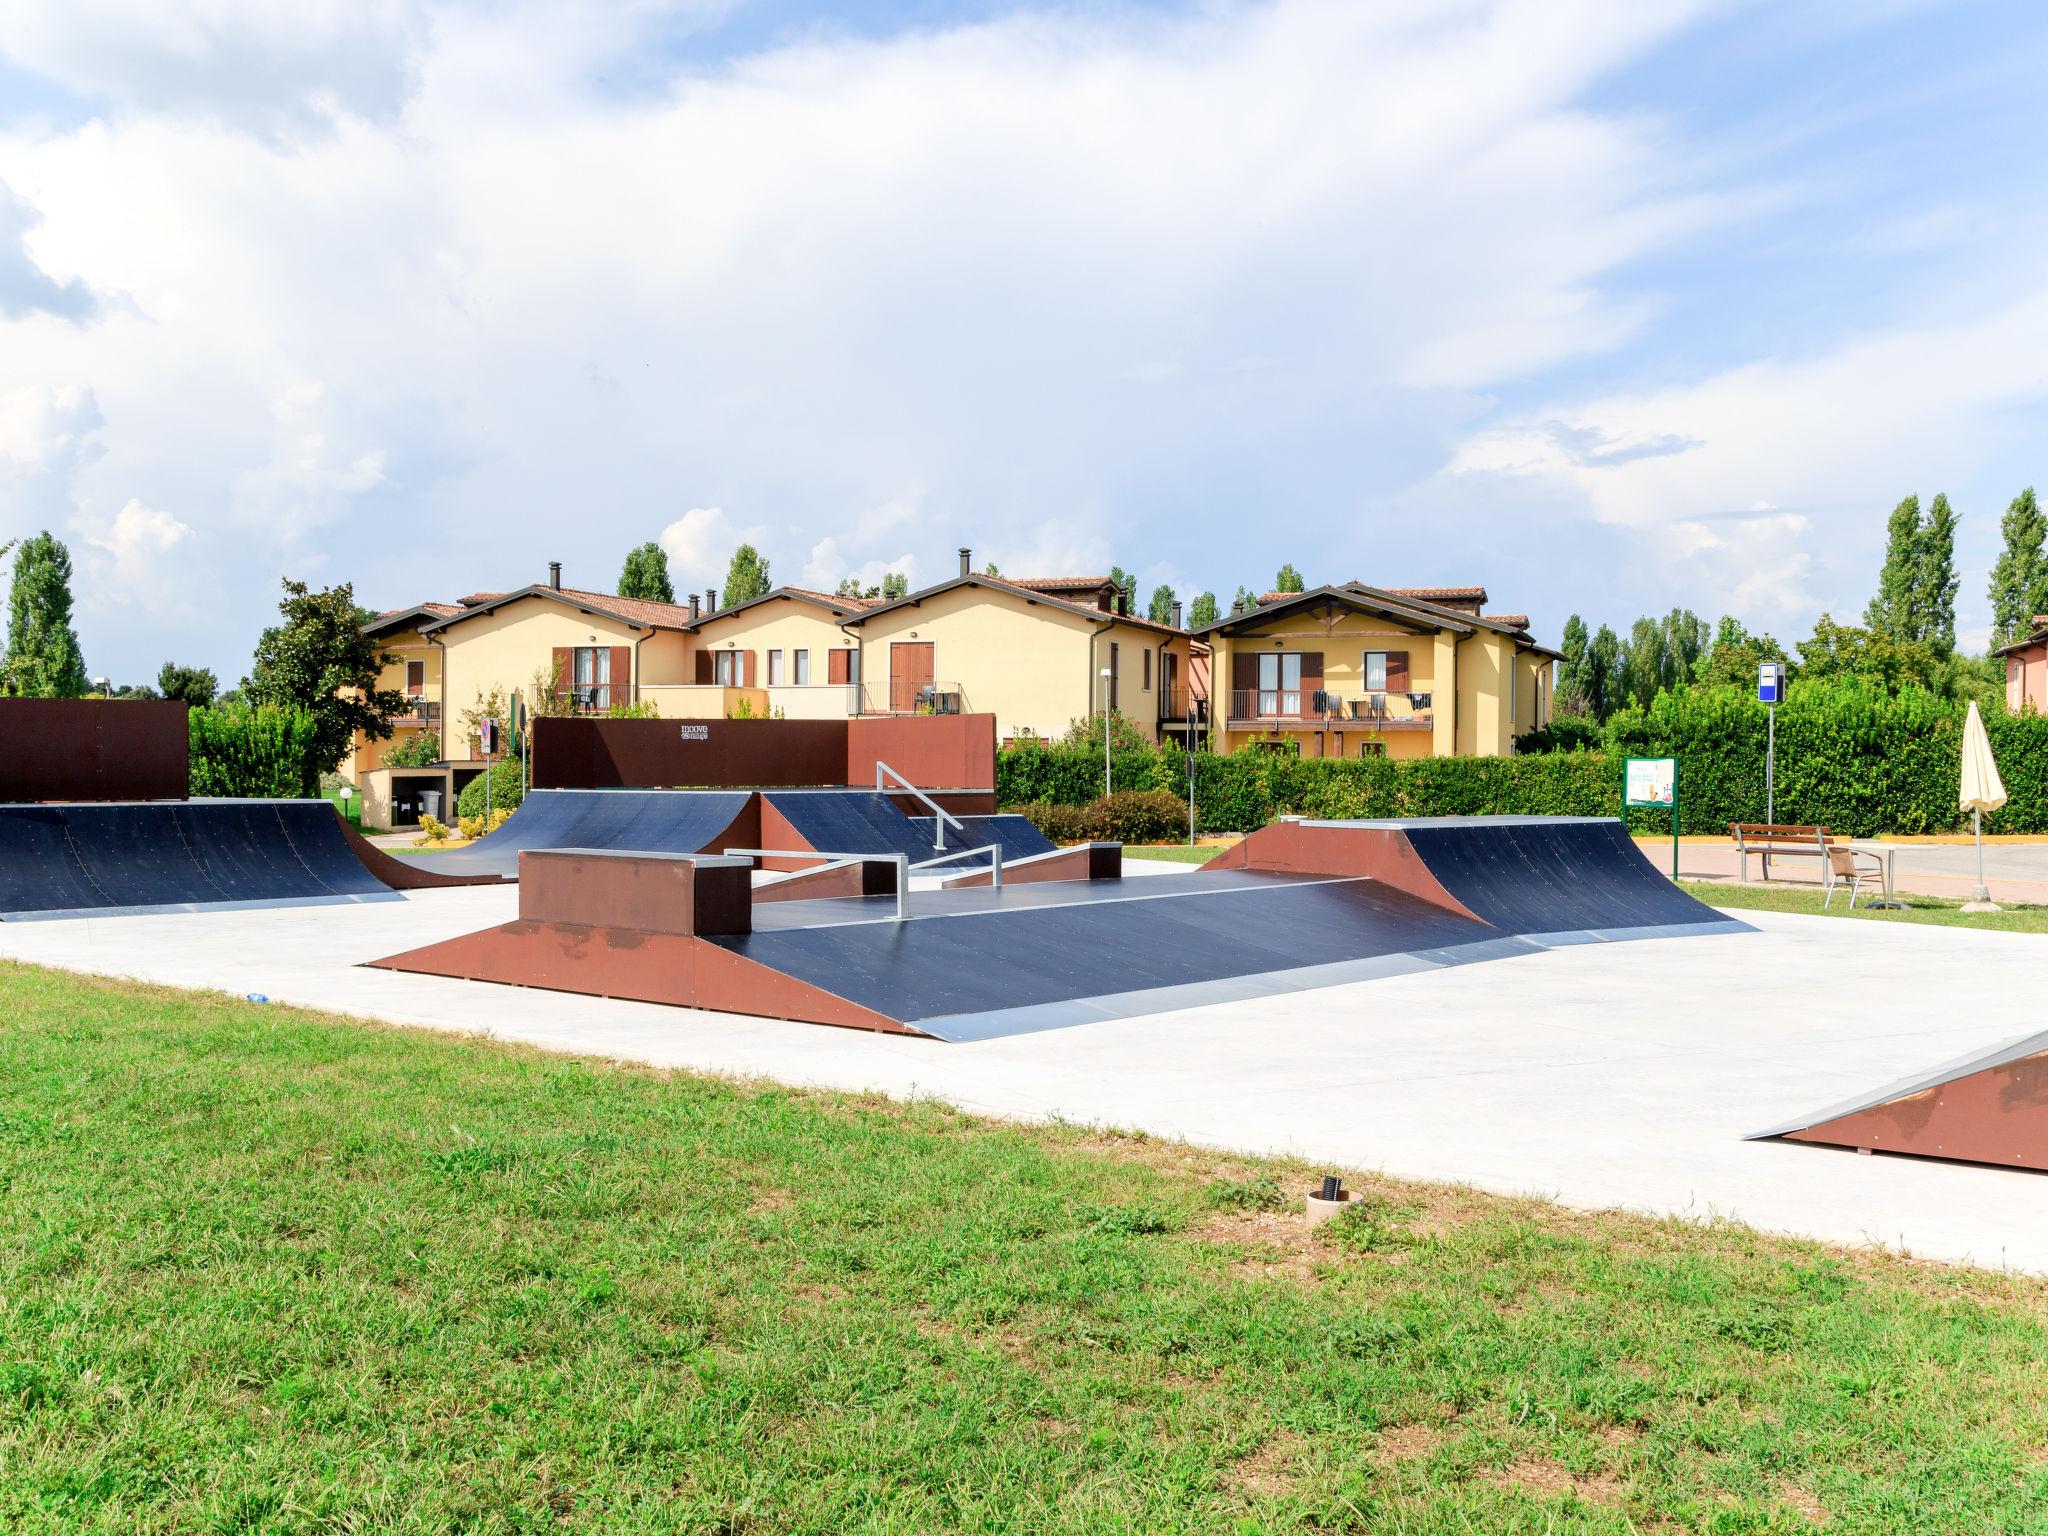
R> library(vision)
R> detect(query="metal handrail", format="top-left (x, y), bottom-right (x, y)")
top-left (727, 848), bottom-right (912, 922)
top-left (910, 842), bottom-right (1002, 888)
top-left (873, 760), bottom-right (965, 850)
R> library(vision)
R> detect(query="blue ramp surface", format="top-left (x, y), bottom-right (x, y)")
top-left (763, 791), bottom-right (1050, 867)
top-left (1328, 815), bottom-right (1739, 941)
top-left (0, 800), bottom-right (398, 920)
top-left (715, 872), bottom-right (1524, 1040)
top-left (425, 789), bottom-right (754, 877)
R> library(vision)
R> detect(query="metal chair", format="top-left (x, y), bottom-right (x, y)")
top-left (1823, 841), bottom-right (1884, 910)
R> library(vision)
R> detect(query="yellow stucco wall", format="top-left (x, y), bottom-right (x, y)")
top-left (1205, 604), bottom-right (1543, 758)
top-left (343, 624), bottom-right (441, 778)
top-left (850, 586), bottom-right (1196, 744)
top-left (853, 585), bottom-right (1100, 740)
top-left (434, 598), bottom-right (646, 758)
top-left (691, 601), bottom-right (860, 695)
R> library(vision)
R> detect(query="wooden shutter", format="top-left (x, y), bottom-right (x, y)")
top-left (1299, 651), bottom-right (1323, 714)
top-left (828, 648), bottom-right (850, 684)
top-left (741, 650), bottom-right (757, 687)
top-left (1143, 648), bottom-right (1152, 690)
top-left (609, 646), bottom-right (631, 706)
top-left (551, 647), bottom-right (572, 704)
top-left (695, 650), bottom-right (714, 684)
top-left (1109, 642), bottom-right (1119, 711)
top-left (405, 660), bottom-right (424, 692)
top-left (1386, 651), bottom-right (1410, 690)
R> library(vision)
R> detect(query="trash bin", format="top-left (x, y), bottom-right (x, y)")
top-left (420, 789), bottom-right (443, 821)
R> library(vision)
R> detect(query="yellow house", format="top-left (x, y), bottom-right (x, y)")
top-left (672, 586), bottom-right (875, 721)
top-left (840, 549), bottom-right (1199, 745)
top-left (1194, 582), bottom-right (1558, 758)
top-left (341, 602), bottom-right (460, 778)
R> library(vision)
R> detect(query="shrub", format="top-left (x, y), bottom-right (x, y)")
top-left (418, 813), bottom-right (451, 842)
top-left (1013, 789), bottom-right (1189, 843)
top-left (386, 730), bottom-right (443, 769)
top-left (456, 768), bottom-right (525, 820)
top-left (189, 702), bottom-right (321, 798)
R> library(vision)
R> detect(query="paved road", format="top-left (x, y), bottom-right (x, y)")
top-left (1639, 839), bottom-right (2048, 904)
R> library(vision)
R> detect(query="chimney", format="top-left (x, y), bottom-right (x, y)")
top-left (688, 594), bottom-right (701, 621)
top-left (1118, 584), bottom-right (1130, 617)
top-left (548, 561), bottom-right (562, 590)
top-left (706, 587), bottom-right (718, 613)
top-left (1171, 599), bottom-right (1183, 629)
top-left (959, 546), bottom-right (971, 577)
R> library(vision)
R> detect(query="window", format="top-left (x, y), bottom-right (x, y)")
top-left (793, 648), bottom-right (810, 685)
top-left (1252, 738), bottom-right (1300, 757)
top-left (766, 649), bottom-right (783, 686)
top-left (1358, 741), bottom-right (1387, 758)
top-left (1142, 648), bottom-right (1152, 691)
top-left (405, 659), bottom-right (424, 695)
top-left (1363, 651), bottom-right (1387, 692)
top-left (572, 646), bottom-right (611, 710)
top-left (1109, 642), bottom-right (1119, 711)
top-left (1257, 653), bottom-right (1302, 716)
top-left (713, 650), bottom-right (740, 686)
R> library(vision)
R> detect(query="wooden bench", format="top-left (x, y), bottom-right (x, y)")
top-left (1729, 823), bottom-right (1834, 883)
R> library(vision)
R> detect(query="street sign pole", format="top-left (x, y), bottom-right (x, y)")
top-left (1758, 662), bottom-right (1784, 879)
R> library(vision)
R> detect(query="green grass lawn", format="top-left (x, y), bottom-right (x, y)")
top-left (1120, 844), bottom-right (1216, 864)
top-left (4, 963), bottom-right (2047, 1534)
top-left (1686, 880), bottom-right (2048, 935)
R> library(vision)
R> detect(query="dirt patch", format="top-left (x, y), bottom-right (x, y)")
top-left (1223, 1430), bottom-right (1305, 1498)
top-left (1193, 1209), bottom-right (1327, 1283)
top-left (1373, 1422), bottom-right (1442, 1463)
top-left (1487, 1456), bottom-right (1622, 1505)
top-left (1779, 1483), bottom-right (1830, 1525)
top-left (749, 1186), bottom-right (796, 1213)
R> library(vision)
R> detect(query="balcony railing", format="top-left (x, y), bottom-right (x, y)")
top-left (1226, 690), bottom-right (1434, 729)
top-left (1159, 686), bottom-right (1209, 725)
top-left (861, 681), bottom-right (967, 716)
top-left (391, 697), bottom-right (441, 725)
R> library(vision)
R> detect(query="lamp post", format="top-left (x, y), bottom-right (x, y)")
top-left (1100, 666), bottom-right (1113, 797)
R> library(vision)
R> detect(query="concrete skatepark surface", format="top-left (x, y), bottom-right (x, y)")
top-left (2, 874), bottom-right (2041, 1272)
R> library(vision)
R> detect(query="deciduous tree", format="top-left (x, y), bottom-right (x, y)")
top-left (1918, 492), bottom-right (1959, 656)
top-left (1146, 584), bottom-right (1177, 624)
top-left (1274, 563), bottom-right (1305, 594)
top-left (720, 545), bottom-right (771, 609)
top-left (4, 531), bottom-right (88, 697)
top-left (1865, 494), bottom-right (1924, 638)
top-left (156, 662), bottom-right (218, 707)
top-left (242, 579), bottom-right (406, 793)
top-left (1188, 591), bottom-right (1219, 627)
top-left (1988, 487), bottom-right (2046, 647)
top-left (617, 542), bottom-right (676, 603)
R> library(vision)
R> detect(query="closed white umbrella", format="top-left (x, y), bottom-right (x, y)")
top-left (1960, 700), bottom-right (2007, 912)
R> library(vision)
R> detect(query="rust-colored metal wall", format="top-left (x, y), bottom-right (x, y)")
top-left (1773, 1041), bottom-right (2048, 1172)
top-left (0, 698), bottom-right (190, 802)
top-left (532, 717), bottom-right (846, 789)
top-left (847, 713), bottom-right (995, 790)
top-left (519, 849), bottom-right (753, 936)
top-left (1201, 820), bottom-right (1481, 922)
top-left (530, 714), bottom-right (998, 791)
top-left (753, 859), bottom-right (899, 904)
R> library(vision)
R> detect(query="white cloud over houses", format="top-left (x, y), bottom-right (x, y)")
top-left (0, 0), bottom-right (2042, 677)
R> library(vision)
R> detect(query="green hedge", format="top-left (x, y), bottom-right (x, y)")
top-left (189, 702), bottom-right (321, 798)
top-left (997, 681), bottom-right (2047, 837)
top-left (456, 766), bottom-right (526, 820)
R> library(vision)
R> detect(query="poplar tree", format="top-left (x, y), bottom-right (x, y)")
top-left (617, 542), bottom-right (676, 603)
top-left (4, 531), bottom-right (89, 697)
top-left (1918, 492), bottom-right (1959, 656)
top-left (720, 545), bottom-right (771, 609)
top-left (1989, 487), bottom-right (2048, 646)
top-left (1274, 563), bottom-right (1305, 593)
top-left (1864, 494), bottom-right (1923, 637)
top-left (1188, 591), bottom-right (1219, 627)
top-left (1587, 625), bottom-right (1620, 720)
top-left (1556, 615), bottom-right (1590, 706)
top-left (1146, 584), bottom-right (1177, 624)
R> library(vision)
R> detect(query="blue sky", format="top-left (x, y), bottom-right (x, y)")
top-left (2, 0), bottom-right (2045, 684)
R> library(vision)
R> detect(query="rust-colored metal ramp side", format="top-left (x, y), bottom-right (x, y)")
top-left (1750, 1031), bottom-right (2048, 1172)
top-left (364, 847), bottom-right (921, 1036)
top-left (366, 919), bottom-right (917, 1035)
top-left (939, 842), bottom-right (1120, 889)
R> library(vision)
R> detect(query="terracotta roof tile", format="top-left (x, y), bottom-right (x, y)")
top-left (555, 586), bottom-right (700, 628)
top-left (1382, 585), bottom-right (1489, 602)
top-left (1481, 613), bottom-right (1530, 629)
top-left (781, 585), bottom-right (880, 609)
top-left (965, 574), bottom-right (1185, 634)
top-left (1008, 575), bottom-right (1114, 591)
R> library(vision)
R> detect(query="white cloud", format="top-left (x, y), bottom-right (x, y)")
top-left (658, 505), bottom-right (772, 593)
top-left (1446, 290), bottom-right (2048, 626)
top-left (0, 0), bottom-right (2036, 674)
top-left (77, 496), bottom-right (197, 613)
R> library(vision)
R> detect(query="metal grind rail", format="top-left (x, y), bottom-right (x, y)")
top-left (730, 841), bottom-right (1005, 922)
top-left (874, 761), bottom-right (964, 850)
